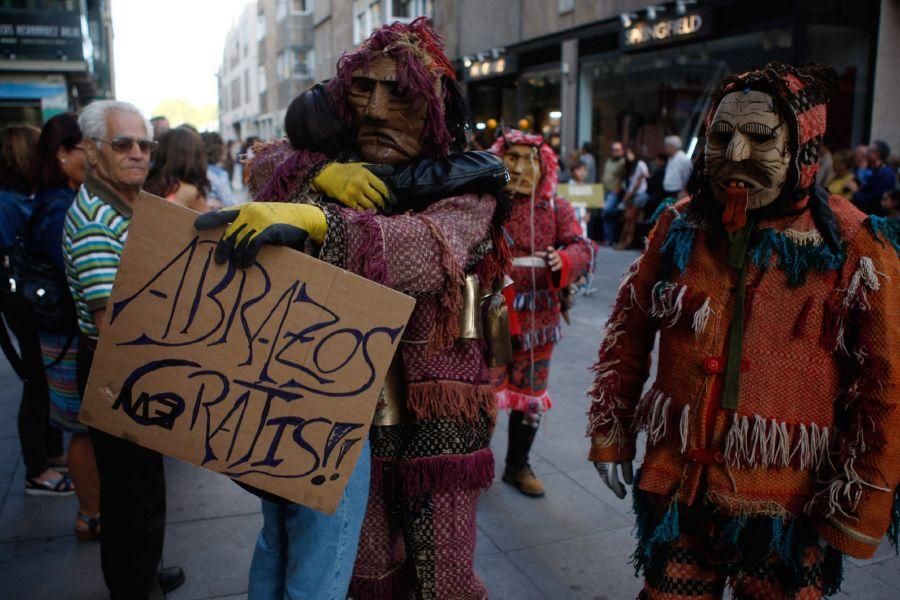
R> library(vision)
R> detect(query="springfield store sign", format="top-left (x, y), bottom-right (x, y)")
top-left (624, 11), bottom-right (710, 50)
top-left (0, 10), bottom-right (83, 61)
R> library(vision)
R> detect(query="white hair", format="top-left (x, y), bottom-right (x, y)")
top-left (664, 135), bottom-right (683, 150)
top-left (78, 100), bottom-right (153, 141)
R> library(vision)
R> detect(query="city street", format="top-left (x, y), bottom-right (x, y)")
top-left (0, 247), bottom-right (897, 600)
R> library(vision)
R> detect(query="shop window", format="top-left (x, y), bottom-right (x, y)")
top-left (292, 0), bottom-right (313, 14)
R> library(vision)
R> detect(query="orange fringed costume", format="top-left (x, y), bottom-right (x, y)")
top-left (587, 62), bottom-right (899, 598)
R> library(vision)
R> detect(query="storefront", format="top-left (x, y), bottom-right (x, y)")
top-left (459, 0), bottom-right (881, 161)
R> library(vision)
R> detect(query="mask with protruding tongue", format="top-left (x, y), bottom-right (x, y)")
top-left (723, 180), bottom-right (750, 233)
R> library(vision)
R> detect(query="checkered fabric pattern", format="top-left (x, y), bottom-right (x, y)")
top-left (642, 532), bottom-right (825, 600)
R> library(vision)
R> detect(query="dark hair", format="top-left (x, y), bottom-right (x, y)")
top-left (571, 160), bottom-right (586, 170)
top-left (201, 131), bottom-right (225, 165)
top-left (284, 83), bottom-right (355, 160)
top-left (581, 142), bottom-right (593, 153)
top-left (871, 140), bottom-right (890, 161)
top-left (0, 125), bottom-right (40, 193)
top-left (30, 112), bottom-right (82, 191)
top-left (144, 128), bottom-right (210, 198)
top-left (885, 189), bottom-right (900, 205)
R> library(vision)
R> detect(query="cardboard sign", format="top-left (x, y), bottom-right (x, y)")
top-left (557, 183), bottom-right (605, 208)
top-left (80, 194), bottom-right (415, 513)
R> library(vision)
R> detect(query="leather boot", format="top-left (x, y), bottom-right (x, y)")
top-left (503, 411), bottom-right (545, 497)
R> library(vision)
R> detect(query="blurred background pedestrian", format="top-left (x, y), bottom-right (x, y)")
top-left (25, 112), bottom-right (101, 539)
top-left (0, 124), bottom-right (72, 498)
top-left (144, 127), bottom-right (218, 212)
top-left (202, 131), bottom-right (234, 206)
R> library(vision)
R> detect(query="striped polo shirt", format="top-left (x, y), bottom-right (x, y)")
top-left (63, 177), bottom-right (133, 339)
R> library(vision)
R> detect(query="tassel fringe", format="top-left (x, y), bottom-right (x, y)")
top-left (495, 388), bottom-right (552, 414)
top-left (723, 413), bottom-right (833, 471)
top-left (370, 447), bottom-right (495, 498)
top-left (406, 381), bottom-right (497, 423)
top-left (632, 389), bottom-right (690, 453)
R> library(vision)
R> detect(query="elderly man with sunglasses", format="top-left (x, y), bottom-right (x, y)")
top-left (62, 100), bottom-right (184, 600)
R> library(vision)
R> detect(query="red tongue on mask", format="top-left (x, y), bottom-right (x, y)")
top-left (723, 185), bottom-right (749, 233)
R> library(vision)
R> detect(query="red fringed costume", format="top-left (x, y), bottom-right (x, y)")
top-left (488, 131), bottom-right (593, 416)
top-left (587, 63), bottom-right (899, 598)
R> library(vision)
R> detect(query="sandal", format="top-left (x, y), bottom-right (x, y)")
top-left (75, 513), bottom-right (101, 543)
top-left (25, 473), bottom-right (75, 497)
top-left (49, 457), bottom-right (69, 474)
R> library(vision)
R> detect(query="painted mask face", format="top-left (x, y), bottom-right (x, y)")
top-left (349, 54), bottom-right (427, 165)
top-left (705, 90), bottom-right (791, 212)
top-left (503, 143), bottom-right (541, 196)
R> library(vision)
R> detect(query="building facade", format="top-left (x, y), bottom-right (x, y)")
top-left (219, 1), bottom-right (260, 143)
top-left (218, 0), bottom-right (433, 141)
top-left (435, 0), bottom-right (895, 165)
top-left (0, 0), bottom-right (114, 127)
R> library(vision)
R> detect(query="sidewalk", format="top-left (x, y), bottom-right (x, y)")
top-left (0, 247), bottom-right (897, 599)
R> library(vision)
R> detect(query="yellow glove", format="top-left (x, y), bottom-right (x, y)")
top-left (311, 162), bottom-right (396, 211)
top-left (195, 202), bottom-right (327, 268)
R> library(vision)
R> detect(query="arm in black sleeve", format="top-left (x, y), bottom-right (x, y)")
top-left (382, 151), bottom-right (509, 214)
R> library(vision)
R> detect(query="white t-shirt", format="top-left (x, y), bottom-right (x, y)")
top-left (663, 150), bottom-right (692, 193)
top-left (627, 160), bottom-right (649, 195)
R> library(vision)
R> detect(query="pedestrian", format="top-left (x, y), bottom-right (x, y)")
top-left (580, 141), bottom-right (597, 183)
top-left (201, 131), bottom-right (234, 206)
top-left (852, 140), bottom-right (895, 214)
top-left (596, 140), bottom-right (625, 244)
top-left (661, 134), bottom-right (692, 199)
top-left (826, 149), bottom-right (858, 197)
top-left (853, 143), bottom-right (871, 186)
top-left (25, 112), bottom-right (101, 539)
top-left (569, 159), bottom-right (588, 184)
top-left (615, 146), bottom-right (650, 249)
top-left (144, 127), bottom-right (218, 213)
top-left (64, 100), bottom-right (184, 599)
top-left (489, 129), bottom-right (593, 497)
top-left (149, 115), bottom-right (169, 141)
top-left (588, 62), bottom-right (898, 599)
top-left (0, 124), bottom-right (71, 496)
top-left (882, 189), bottom-right (900, 219)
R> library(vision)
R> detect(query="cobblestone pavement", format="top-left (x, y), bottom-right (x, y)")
top-left (0, 247), bottom-right (897, 599)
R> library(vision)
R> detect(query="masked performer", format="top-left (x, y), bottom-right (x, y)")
top-left (488, 130), bottom-right (593, 497)
top-left (586, 62), bottom-right (899, 599)
top-left (198, 19), bottom-right (508, 600)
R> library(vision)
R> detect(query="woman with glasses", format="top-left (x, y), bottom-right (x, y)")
top-left (25, 112), bottom-right (102, 540)
top-left (144, 126), bottom-right (219, 213)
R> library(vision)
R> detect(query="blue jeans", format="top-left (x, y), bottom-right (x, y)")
top-left (248, 441), bottom-right (371, 600)
top-left (602, 191), bottom-right (622, 244)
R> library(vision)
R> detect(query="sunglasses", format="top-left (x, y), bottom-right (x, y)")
top-left (91, 136), bottom-right (158, 154)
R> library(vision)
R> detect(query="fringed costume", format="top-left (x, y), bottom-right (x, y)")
top-left (488, 131), bottom-right (593, 490)
top-left (248, 19), bottom-right (508, 599)
top-left (587, 63), bottom-right (899, 599)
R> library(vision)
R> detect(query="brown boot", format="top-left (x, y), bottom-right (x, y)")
top-left (502, 465), bottom-right (546, 497)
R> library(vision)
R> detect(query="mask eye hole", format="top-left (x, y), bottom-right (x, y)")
top-left (709, 122), bottom-right (733, 145)
top-left (351, 77), bottom-right (375, 94)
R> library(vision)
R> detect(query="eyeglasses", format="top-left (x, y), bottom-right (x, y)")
top-left (90, 136), bottom-right (158, 154)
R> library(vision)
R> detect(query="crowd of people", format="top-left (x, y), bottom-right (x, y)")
top-left (565, 132), bottom-right (899, 251)
top-left (0, 18), bottom-right (898, 600)
top-left (0, 106), bottom-right (245, 596)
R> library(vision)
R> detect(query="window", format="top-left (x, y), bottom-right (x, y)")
top-left (276, 0), bottom-right (287, 20)
top-left (258, 65), bottom-right (267, 93)
top-left (277, 47), bottom-right (315, 80)
top-left (390, 0), bottom-right (431, 20)
top-left (353, 0), bottom-right (382, 44)
top-left (257, 10), bottom-right (267, 41)
top-left (292, 0), bottom-right (312, 14)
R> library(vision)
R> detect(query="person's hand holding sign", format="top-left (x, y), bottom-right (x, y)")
top-left (195, 203), bottom-right (327, 268)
